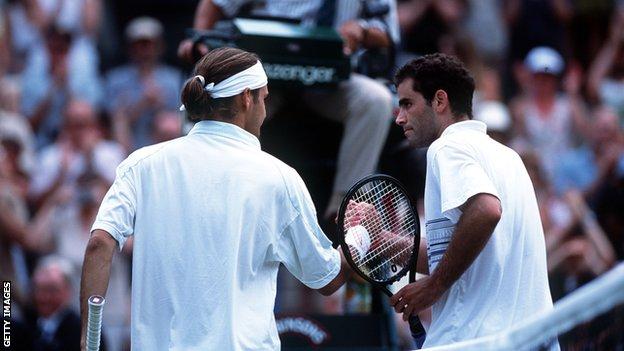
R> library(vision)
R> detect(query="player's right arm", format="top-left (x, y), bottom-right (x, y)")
top-left (317, 250), bottom-right (351, 296)
top-left (391, 194), bottom-right (501, 320)
top-left (178, 0), bottom-right (225, 62)
top-left (79, 229), bottom-right (117, 350)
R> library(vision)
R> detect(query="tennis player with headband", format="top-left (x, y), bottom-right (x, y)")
top-left (80, 47), bottom-right (349, 350)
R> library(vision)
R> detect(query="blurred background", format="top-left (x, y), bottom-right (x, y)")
top-left (0, 0), bottom-right (623, 350)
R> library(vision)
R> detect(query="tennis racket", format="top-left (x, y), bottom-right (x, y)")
top-left (86, 295), bottom-right (105, 351)
top-left (336, 174), bottom-right (424, 337)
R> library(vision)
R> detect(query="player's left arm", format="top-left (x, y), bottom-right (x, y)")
top-left (80, 230), bottom-right (117, 350)
top-left (390, 193), bottom-right (501, 320)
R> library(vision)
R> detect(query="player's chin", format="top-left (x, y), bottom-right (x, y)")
top-left (406, 136), bottom-right (426, 148)
top-left (407, 133), bottom-right (435, 149)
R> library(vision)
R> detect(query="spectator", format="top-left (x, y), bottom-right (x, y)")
top-left (5, 0), bottom-right (101, 74)
top-left (546, 191), bottom-right (616, 300)
top-left (105, 17), bottom-right (182, 151)
top-left (462, 0), bottom-right (508, 68)
top-left (505, 0), bottom-right (572, 64)
top-left (0, 77), bottom-right (37, 175)
top-left (473, 101), bottom-right (512, 145)
top-left (47, 180), bottom-right (130, 351)
top-left (29, 100), bottom-right (125, 209)
top-left (151, 110), bottom-right (183, 144)
top-left (555, 106), bottom-right (624, 197)
top-left (0, 143), bottom-right (31, 317)
top-left (21, 25), bottom-right (102, 149)
top-left (520, 150), bottom-right (571, 251)
top-left (25, 256), bottom-right (88, 351)
top-left (396, 0), bottom-right (465, 59)
top-left (522, 149), bottom-right (616, 300)
top-left (0, 138), bottom-right (64, 314)
top-left (587, 4), bottom-right (624, 122)
top-left (510, 46), bottom-right (589, 180)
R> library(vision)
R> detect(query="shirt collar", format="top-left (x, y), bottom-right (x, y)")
top-left (440, 120), bottom-right (487, 138)
top-left (188, 120), bottom-right (261, 149)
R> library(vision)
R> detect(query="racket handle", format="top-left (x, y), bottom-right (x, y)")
top-left (409, 315), bottom-right (426, 348)
top-left (86, 295), bottom-right (105, 351)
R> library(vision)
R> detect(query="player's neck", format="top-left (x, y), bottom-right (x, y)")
top-left (437, 113), bottom-right (469, 138)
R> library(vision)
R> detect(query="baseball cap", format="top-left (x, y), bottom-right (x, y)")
top-left (125, 17), bottom-right (163, 41)
top-left (474, 101), bottom-right (511, 133)
top-left (525, 47), bottom-right (564, 75)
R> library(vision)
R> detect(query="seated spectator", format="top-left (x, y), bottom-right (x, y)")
top-left (29, 100), bottom-right (125, 209)
top-left (105, 17), bottom-right (182, 151)
top-left (510, 46), bottom-right (589, 180)
top-left (25, 255), bottom-right (106, 351)
top-left (21, 25), bottom-right (102, 149)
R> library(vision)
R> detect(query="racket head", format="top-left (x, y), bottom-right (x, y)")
top-left (337, 174), bottom-right (420, 288)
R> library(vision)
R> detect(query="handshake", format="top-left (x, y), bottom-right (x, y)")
top-left (343, 200), bottom-right (406, 263)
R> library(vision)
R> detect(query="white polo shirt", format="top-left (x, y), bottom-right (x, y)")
top-left (423, 120), bottom-right (556, 348)
top-left (92, 120), bottom-right (341, 350)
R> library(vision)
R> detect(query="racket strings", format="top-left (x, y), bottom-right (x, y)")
top-left (347, 182), bottom-right (412, 234)
top-left (346, 181), bottom-right (414, 241)
top-left (343, 179), bottom-right (416, 282)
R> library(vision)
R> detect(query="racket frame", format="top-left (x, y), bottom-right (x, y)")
top-left (336, 174), bottom-right (420, 296)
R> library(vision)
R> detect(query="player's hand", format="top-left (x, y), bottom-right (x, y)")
top-left (177, 38), bottom-right (209, 63)
top-left (371, 229), bottom-right (399, 250)
top-left (345, 200), bottom-right (381, 228)
top-left (390, 276), bottom-right (444, 321)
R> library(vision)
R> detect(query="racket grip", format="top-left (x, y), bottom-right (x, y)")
top-left (409, 315), bottom-right (426, 348)
top-left (86, 295), bottom-right (105, 351)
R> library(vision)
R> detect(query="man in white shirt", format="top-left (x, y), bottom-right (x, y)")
top-left (80, 47), bottom-right (347, 350)
top-left (389, 54), bottom-right (557, 348)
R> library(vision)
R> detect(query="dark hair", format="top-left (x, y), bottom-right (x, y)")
top-left (181, 47), bottom-right (261, 122)
top-left (395, 53), bottom-right (475, 118)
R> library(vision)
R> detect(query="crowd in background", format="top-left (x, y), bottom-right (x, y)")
top-left (0, 0), bottom-right (623, 350)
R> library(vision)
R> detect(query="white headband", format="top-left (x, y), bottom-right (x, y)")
top-left (180, 61), bottom-right (268, 111)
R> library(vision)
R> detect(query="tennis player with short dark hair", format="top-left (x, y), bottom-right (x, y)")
top-left (79, 47), bottom-right (347, 350)
top-left (391, 54), bottom-right (558, 349)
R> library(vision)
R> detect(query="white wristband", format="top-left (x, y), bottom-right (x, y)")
top-left (345, 225), bottom-right (371, 258)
